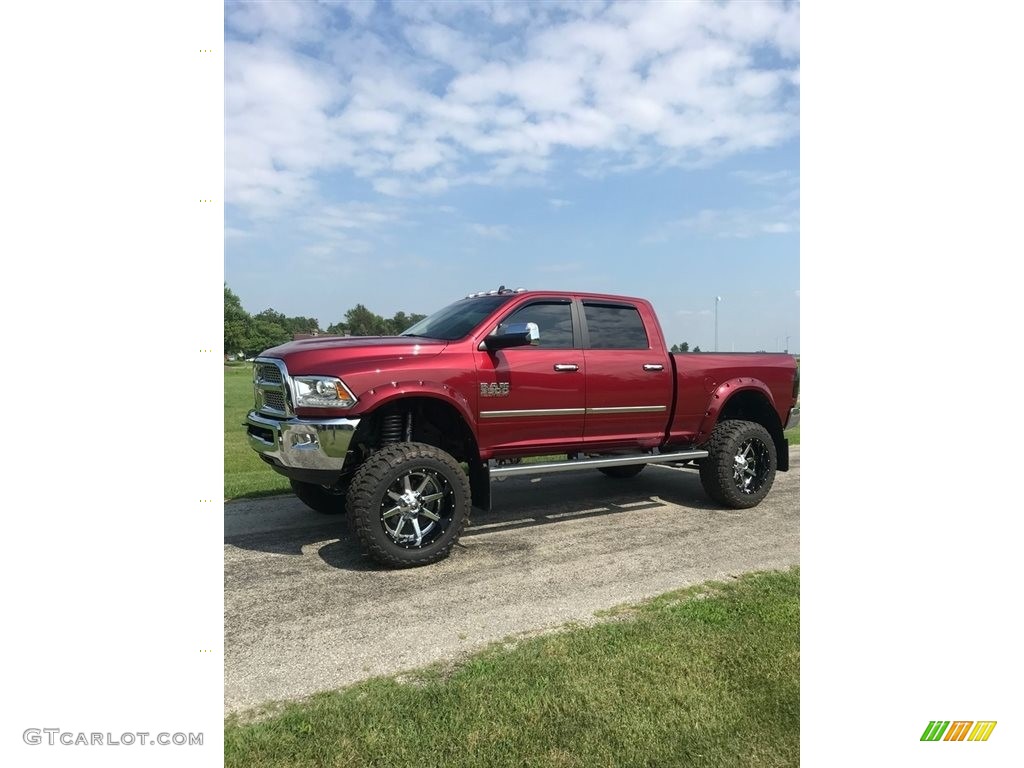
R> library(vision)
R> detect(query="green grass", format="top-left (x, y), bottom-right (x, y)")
top-left (785, 425), bottom-right (799, 445)
top-left (225, 568), bottom-right (799, 768)
top-left (225, 364), bottom-right (290, 500)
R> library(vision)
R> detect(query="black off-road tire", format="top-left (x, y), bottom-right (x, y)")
top-left (699, 420), bottom-right (777, 509)
top-left (290, 479), bottom-right (347, 515)
top-left (598, 464), bottom-right (646, 479)
top-left (346, 442), bottom-right (471, 568)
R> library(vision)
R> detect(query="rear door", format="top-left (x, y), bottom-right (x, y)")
top-left (580, 300), bottom-right (672, 447)
top-left (474, 298), bottom-right (585, 453)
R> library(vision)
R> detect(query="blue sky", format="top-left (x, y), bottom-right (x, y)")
top-left (225, 0), bottom-right (799, 353)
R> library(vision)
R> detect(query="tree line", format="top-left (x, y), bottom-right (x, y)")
top-left (225, 285), bottom-right (715, 357)
top-left (225, 285), bottom-right (426, 357)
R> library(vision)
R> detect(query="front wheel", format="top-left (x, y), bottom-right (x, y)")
top-left (346, 442), bottom-right (471, 568)
top-left (699, 420), bottom-right (777, 508)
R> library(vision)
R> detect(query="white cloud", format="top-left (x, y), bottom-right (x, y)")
top-left (469, 223), bottom-right (510, 239)
top-left (303, 202), bottom-right (399, 232)
top-left (644, 203), bottom-right (800, 242)
top-left (336, 108), bottom-right (404, 135)
top-left (731, 169), bottom-right (796, 186)
top-left (295, 200), bottom-right (403, 256)
top-left (403, 21), bottom-right (484, 70)
top-left (392, 142), bottom-right (447, 172)
top-left (226, 0), bottom-right (799, 214)
top-left (224, 226), bottom-right (253, 240)
top-left (226, 0), bottom-right (330, 44)
top-left (340, 1), bottom-right (377, 25)
top-left (680, 207), bottom-right (799, 239)
top-left (372, 175), bottom-right (452, 197)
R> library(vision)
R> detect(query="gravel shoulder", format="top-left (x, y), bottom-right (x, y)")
top-left (225, 447), bottom-right (799, 714)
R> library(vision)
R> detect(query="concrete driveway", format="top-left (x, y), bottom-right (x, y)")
top-left (225, 446), bottom-right (799, 714)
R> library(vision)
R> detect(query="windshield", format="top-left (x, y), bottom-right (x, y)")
top-left (401, 295), bottom-right (515, 341)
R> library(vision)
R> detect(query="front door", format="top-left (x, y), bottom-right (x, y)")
top-left (474, 299), bottom-right (585, 453)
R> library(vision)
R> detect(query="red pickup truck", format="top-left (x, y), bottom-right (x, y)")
top-left (246, 288), bottom-right (799, 567)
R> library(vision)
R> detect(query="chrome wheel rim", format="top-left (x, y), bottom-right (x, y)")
top-left (380, 468), bottom-right (453, 549)
top-left (732, 438), bottom-right (771, 494)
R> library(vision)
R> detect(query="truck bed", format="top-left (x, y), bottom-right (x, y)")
top-left (668, 352), bottom-right (798, 445)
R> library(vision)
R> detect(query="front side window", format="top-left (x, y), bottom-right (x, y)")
top-left (583, 303), bottom-right (649, 349)
top-left (496, 301), bottom-right (574, 349)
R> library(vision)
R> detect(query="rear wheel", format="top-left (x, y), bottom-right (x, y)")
top-left (598, 464), bottom-right (645, 479)
top-left (290, 479), bottom-right (347, 515)
top-left (347, 442), bottom-right (471, 568)
top-left (699, 420), bottom-right (777, 508)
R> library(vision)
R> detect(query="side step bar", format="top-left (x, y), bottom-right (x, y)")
top-left (489, 449), bottom-right (708, 478)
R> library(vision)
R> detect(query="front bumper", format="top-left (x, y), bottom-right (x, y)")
top-left (785, 405), bottom-right (800, 431)
top-left (246, 411), bottom-right (361, 473)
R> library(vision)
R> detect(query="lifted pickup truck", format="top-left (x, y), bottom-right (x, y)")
top-left (246, 288), bottom-right (799, 567)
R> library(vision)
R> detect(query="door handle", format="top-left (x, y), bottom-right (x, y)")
top-left (553, 364), bottom-right (579, 372)
top-left (643, 364), bottom-right (664, 371)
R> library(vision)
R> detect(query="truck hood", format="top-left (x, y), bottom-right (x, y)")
top-left (260, 335), bottom-right (447, 375)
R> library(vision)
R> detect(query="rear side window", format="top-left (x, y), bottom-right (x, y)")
top-left (583, 303), bottom-right (649, 349)
top-left (498, 301), bottom-right (574, 349)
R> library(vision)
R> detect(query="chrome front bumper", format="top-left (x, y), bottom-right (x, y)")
top-left (785, 405), bottom-right (800, 431)
top-left (246, 411), bottom-right (361, 472)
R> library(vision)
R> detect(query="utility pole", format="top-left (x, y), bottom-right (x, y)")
top-left (715, 296), bottom-right (721, 352)
top-left (785, 335), bottom-right (790, 354)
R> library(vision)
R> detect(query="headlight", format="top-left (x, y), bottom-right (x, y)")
top-left (292, 376), bottom-right (358, 408)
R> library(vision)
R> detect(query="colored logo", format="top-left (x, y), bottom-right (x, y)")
top-left (920, 721), bottom-right (997, 742)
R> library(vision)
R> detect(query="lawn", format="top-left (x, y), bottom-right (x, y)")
top-left (226, 366), bottom-right (801, 764)
top-left (225, 568), bottom-right (800, 768)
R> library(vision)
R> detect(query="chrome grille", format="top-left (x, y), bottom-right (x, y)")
top-left (262, 391), bottom-right (286, 411)
top-left (256, 364), bottom-right (282, 384)
top-left (253, 358), bottom-right (291, 416)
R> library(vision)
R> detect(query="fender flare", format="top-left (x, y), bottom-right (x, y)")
top-left (696, 377), bottom-right (778, 441)
top-left (352, 380), bottom-right (478, 440)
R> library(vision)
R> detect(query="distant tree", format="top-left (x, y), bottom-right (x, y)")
top-left (693, 345), bottom-right (701, 352)
top-left (253, 308), bottom-right (288, 327)
top-left (286, 315), bottom-right (322, 335)
top-left (251, 308), bottom-right (321, 337)
top-left (248, 318), bottom-right (290, 355)
top-left (224, 285), bottom-right (252, 357)
top-left (344, 304), bottom-right (387, 336)
top-left (227, 286), bottom-right (432, 354)
top-left (387, 311), bottom-right (410, 336)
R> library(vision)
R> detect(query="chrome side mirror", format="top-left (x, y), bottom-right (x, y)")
top-left (483, 322), bottom-right (540, 351)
